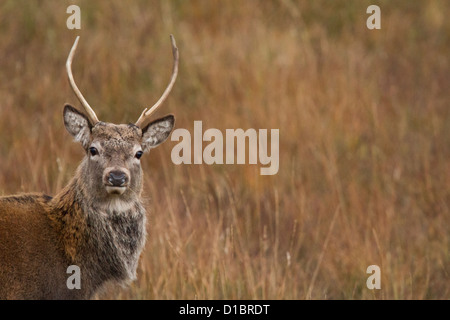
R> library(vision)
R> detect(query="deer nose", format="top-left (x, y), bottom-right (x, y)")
top-left (108, 171), bottom-right (128, 187)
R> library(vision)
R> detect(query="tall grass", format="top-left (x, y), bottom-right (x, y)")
top-left (0, 0), bottom-right (448, 299)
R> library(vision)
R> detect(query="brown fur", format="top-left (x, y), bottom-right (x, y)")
top-left (0, 194), bottom-right (71, 299)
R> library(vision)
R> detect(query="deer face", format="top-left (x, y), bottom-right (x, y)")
top-left (63, 104), bottom-right (174, 198)
top-left (62, 35), bottom-right (178, 200)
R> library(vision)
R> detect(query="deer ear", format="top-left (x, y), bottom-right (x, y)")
top-left (141, 114), bottom-right (175, 152)
top-left (63, 104), bottom-right (92, 150)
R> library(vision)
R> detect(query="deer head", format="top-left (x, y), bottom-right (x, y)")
top-left (63, 35), bottom-right (178, 200)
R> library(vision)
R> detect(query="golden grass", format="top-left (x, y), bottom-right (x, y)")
top-left (0, 0), bottom-right (448, 299)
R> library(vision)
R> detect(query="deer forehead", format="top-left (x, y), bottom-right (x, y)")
top-left (90, 122), bottom-right (144, 153)
top-left (92, 123), bottom-right (142, 142)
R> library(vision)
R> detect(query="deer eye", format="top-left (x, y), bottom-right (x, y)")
top-left (135, 151), bottom-right (143, 159)
top-left (89, 147), bottom-right (98, 156)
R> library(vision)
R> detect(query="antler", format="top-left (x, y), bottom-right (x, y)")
top-left (135, 34), bottom-right (179, 128)
top-left (66, 36), bottom-right (99, 125)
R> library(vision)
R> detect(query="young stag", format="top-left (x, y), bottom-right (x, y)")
top-left (0, 35), bottom-right (179, 299)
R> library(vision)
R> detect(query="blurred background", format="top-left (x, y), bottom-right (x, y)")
top-left (0, 0), bottom-right (448, 299)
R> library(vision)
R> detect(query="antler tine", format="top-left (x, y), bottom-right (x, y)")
top-left (135, 34), bottom-right (179, 128)
top-left (66, 36), bottom-right (99, 125)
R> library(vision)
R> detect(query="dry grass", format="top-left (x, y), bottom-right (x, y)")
top-left (0, 0), bottom-right (449, 299)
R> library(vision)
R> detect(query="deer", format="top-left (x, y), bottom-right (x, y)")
top-left (0, 35), bottom-right (179, 299)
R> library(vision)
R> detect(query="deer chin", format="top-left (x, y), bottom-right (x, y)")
top-left (105, 186), bottom-right (127, 195)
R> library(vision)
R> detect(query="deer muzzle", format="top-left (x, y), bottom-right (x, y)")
top-left (104, 168), bottom-right (130, 195)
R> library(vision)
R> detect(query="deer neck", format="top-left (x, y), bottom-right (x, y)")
top-left (49, 163), bottom-right (147, 292)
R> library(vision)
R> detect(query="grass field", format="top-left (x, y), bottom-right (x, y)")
top-left (0, 0), bottom-right (448, 299)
